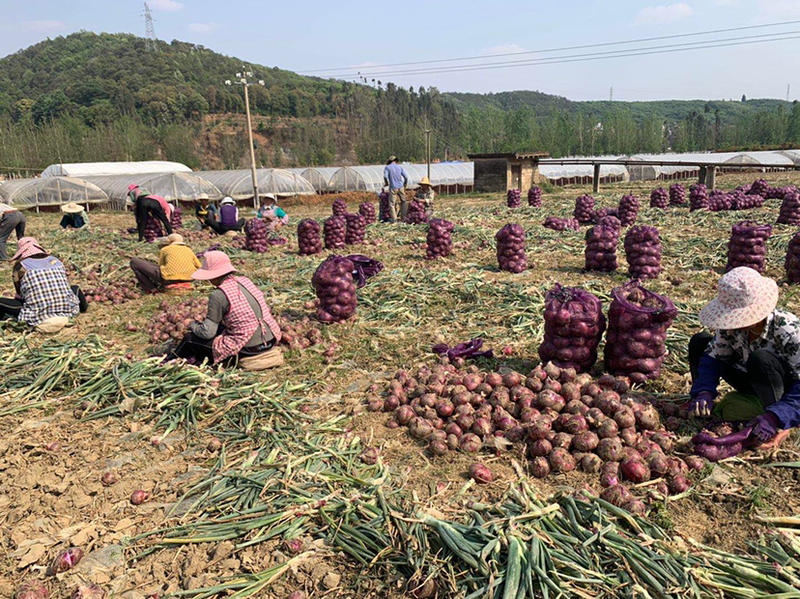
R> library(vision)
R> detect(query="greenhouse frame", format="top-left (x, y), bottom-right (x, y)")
top-left (195, 169), bottom-right (316, 200)
top-left (85, 172), bottom-right (223, 208)
top-left (0, 176), bottom-right (109, 210)
top-left (41, 161), bottom-right (191, 178)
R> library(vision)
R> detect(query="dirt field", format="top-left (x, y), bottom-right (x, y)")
top-left (2, 173), bottom-right (800, 598)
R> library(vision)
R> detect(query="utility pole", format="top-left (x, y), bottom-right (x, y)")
top-left (226, 69), bottom-right (265, 208)
top-left (143, 2), bottom-right (157, 51)
top-left (788, 84), bottom-right (791, 101)
top-left (423, 117), bottom-right (432, 179)
top-left (609, 86), bottom-right (613, 102)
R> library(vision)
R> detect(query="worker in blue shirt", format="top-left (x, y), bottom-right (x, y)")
top-left (383, 155), bottom-right (408, 223)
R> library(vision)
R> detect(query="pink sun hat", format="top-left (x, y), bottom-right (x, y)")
top-left (192, 250), bottom-right (236, 280)
top-left (699, 267), bottom-right (778, 330)
top-left (11, 237), bottom-right (46, 261)
top-left (127, 183), bottom-right (139, 191)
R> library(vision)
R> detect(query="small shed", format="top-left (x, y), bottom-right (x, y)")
top-left (467, 152), bottom-right (549, 193)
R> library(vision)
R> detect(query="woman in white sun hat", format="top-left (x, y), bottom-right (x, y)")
top-left (59, 202), bottom-right (89, 229)
top-left (688, 266), bottom-right (800, 443)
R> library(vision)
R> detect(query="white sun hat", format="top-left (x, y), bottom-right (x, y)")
top-left (699, 267), bottom-right (779, 330)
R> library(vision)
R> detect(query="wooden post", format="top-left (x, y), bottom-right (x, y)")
top-left (532, 157), bottom-right (541, 185)
top-left (705, 166), bottom-right (716, 189)
top-left (592, 163), bottom-right (600, 193)
top-left (698, 166), bottom-right (707, 185)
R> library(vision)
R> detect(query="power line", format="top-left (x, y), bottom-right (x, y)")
top-left (338, 33), bottom-right (800, 80)
top-left (299, 19), bottom-right (800, 75)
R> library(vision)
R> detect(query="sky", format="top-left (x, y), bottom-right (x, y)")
top-left (0, 0), bottom-right (799, 102)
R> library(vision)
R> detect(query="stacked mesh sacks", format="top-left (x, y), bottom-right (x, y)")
top-left (617, 194), bottom-right (639, 226)
top-left (649, 188), bottom-right (668, 209)
top-left (345, 213), bottom-right (367, 245)
top-left (668, 184), bottom-right (686, 207)
top-left (624, 225), bottom-right (662, 280)
top-left (689, 184), bottom-right (709, 211)
top-left (749, 179), bottom-right (770, 197)
top-left (359, 201), bottom-right (377, 225)
top-left (778, 190), bottom-right (800, 225)
top-left (538, 284), bottom-right (606, 372)
top-left (312, 255), bottom-right (357, 323)
top-left (495, 224), bottom-right (527, 273)
top-left (726, 221), bottom-right (772, 274)
top-left (604, 281), bottom-right (678, 383)
top-left (573, 194), bottom-right (596, 224)
top-left (708, 190), bottom-right (732, 212)
top-left (324, 215), bottom-right (346, 249)
top-left (297, 219), bottom-right (322, 255)
top-left (527, 186), bottom-right (542, 207)
top-left (584, 222), bottom-right (619, 272)
top-left (730, 190), bottom-right (764, 210)
top-left (426, 219), bottom-right (454, 259)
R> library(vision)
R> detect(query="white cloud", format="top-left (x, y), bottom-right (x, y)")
top-left (634, 3), bottom-right (694, 24)
top-left (188, 22), bottom-right (217, 33)
top-left (758, 0), bottom-right (800, 18)
top-left (25, 20), bottom-right (66, 32)
top-left (149, 0), bottom-right (183, 11)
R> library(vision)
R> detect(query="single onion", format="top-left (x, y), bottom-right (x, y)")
top-left (468, 462), bottom-right (493, 484)
top-left (130, 490), bottom-right (149, 505)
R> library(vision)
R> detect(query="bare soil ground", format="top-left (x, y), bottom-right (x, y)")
top-left (2, 172), bottom-right (800, 597)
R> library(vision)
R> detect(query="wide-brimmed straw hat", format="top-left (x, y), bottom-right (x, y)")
top-left (419, 176), bottom-right (431, 186)
top-left (263, 193), bottom-right (277, 202)
top-left (221, 196), bottom-right (235, 205)
top-left (12, 236), bottom-right (45, 261)
top-left (699, 267), bottom-right (778, 330)
top-left (60, 202), bottom-right (83, 214)
top-left (192, 250), bottom-right (236, 280)
top-left (195, 193), bottom-right (209, 201)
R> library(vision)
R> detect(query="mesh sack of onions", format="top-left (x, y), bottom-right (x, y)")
top-left (244, 218), bottom-right (269, 253)
top-left (378, 191), bottom-right (392, 222)
top-left (689, 184), bottom-right (709, 211)
top-left (426, 218), bottom-right (454, 259)
top-left (538, 284), bottom-right (606, 372)
top-left (617, 194), bottom-right (639, 226)
top-left (573, 194), bottom-right (595, 224)
top-left (649, 187), bottom-right (668, 209)
top-left (778, 191), bottom-right (800, 225)
top-left (324, 215), bottom-right (346, 250)
top-left (495, 223), bottom-right (527, 273)
top-left (604, 281), bottom-right (678, 383)
top-left (668, 184), bottom-right (686, 206)
top-left (768, 185), bottom-right (797, 200)
top-left (170, 204), bottom-right (182, 228)
top-left (297, 218), bottom-right (322, 255)
top-left (527, 186), bottom-right (542, 207)
top-left (785, 232), bottom-right (800, 283)
top-left (597, 215), bottom-right (621, 235)
top-left (143, 215), bottom-right (164, 242)
top-left (332, 198), bottom-right (347, 217)
top-left (312, 255), bottom-right (357, 323)
top-left (358, 201), bottom-right (377, 225)
top-left (584, 223), bottom-right (619, 272)
top-left (730, 190), bottom-right (764, 210)
top-left (148, 297), bottom-right (209, 344)
top-left (624, 225), bottom-right (662, 280)
top-left (725, 220), bottom-right (772, 274)
top-left (592, 207), bottom-right (618, 223)
top-left (507, 188), bottom-right (521, 208)
top-left (708, 190), bottom-right (732, 212)
top-left (749, 178), bottom-right (770, 197)
top-left (405, 199), bottom-right (429, 224)
top-left (544, 216), bottom-right (580, 231)
top-left (345, 213), bottom-right (367, 245)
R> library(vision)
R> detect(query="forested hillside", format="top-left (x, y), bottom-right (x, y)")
top-left (1, 32), bottom-right (799, 172)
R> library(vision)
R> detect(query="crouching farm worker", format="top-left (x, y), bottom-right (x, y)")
top-left (128, 183), bottom-right (173, 241)
top-left (256, 194), bottom-right (288, 230)
top-left (129, 233), bottom-right (200, 294)
top-left (0, 237), bottom-right (87, 332)
top-left (0, 201), bottom-right (26, 261)
top-left (168, 251), bottom-right (283, 370)
top-left (194, 194), bottom-right (218, 229)
top-left (59, 202), bottom-right (89, 229)
top-left (209, 197), bottom-right (245, 234)
top-left (688, 266), bottom-right (800, 444)
top-left (415, 176), bottom-right (435, 217)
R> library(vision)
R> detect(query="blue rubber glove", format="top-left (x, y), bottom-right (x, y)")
top-left (752, 412), bottom-right (780, 443)
top-left (688, 391), bottom-right (715, 417)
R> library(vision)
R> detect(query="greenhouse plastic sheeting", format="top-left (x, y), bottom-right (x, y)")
top-left (540, 156), bottom-right (628, 182)
top-left (300, 167), bottom-right (341, 192)
top-left (41, 161), bottom-right (191, 178)
top-left (0, 176), bottom-right (109, 209)
top-left (722, 152), bottom-right (794, 166)
top-left (86, 172), bottom-right (222, 208)
top-left (431, 162), bottom-right (473, 186)
top-left (780, 150), bottom-right (800, 165)
top-left (195, 169), bottom-right (315, 199)
top-left (328, 166), bottom-right (387, 192)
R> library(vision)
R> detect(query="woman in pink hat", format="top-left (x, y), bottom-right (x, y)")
top-left (128, 184), bottom-right (173, 242)
top-left (167, 250), bottom-right (281, 366)
top-left (0, 237), bottom-right (87, 325)
top-left (689, 266), bottom-right (800, 444)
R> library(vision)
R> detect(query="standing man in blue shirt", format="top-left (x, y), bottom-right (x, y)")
top-left (383, 155), bottom-right (408, 222)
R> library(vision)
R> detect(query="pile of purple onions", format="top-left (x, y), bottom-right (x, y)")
top-left (668, 184), bottom-right (686, 206)
top-left (507, 188), bottom-right (521, 208)
top-left (573, 194), bottom-right (595, 224)
top-left (85, 279), bottom-right (141, 304)
top-left (345, 213), bottom-right (367, 245)
top-left (297, 219), bottom-right (323, 255)
top-left (649, 188), bottom-right (668, 209)
top-left (584, 221), bottom-right (619, 272)
top-left (617, 195), bottom-right (639, 226)
top-left (169, 204), bottom-right (183, 228)
top-left (426, 218), bottom-right (454, 259)
top-left (147, 297), bottom-right (208, 344)
top-left (378, 191), bottom-right (392, 222)
top-left (312, 255), bottom-right (357, 323)
top-left (777, 190), bottom-right (800, 225)
top-left (143, 215), bottom-right (164, 242)
top-left (495, 223), bottom-right (527, 273)
top-left (527, 186), bottom-right (542, 207)
top-left (623, 225), bottom-right (662, 280)
top-left (726, 220), bottom-right (772, 273)
top-left (405, 199), bottom-right (429, 224)
top-left (332, 198), bottom-right (348, 217)
top-left (324, 215), bottom-right (347, 249)
top-left (359, 201), bottom-right (377, 225)
top-left (689, 184), bottom-right (709, 211)
top-left (244, 218), bottom-right (270, 253)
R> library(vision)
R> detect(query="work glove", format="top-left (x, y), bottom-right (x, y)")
top-left (688, 391), bottom-right (715, 417)
top-left (752, 412), bottom-right (779, 443)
